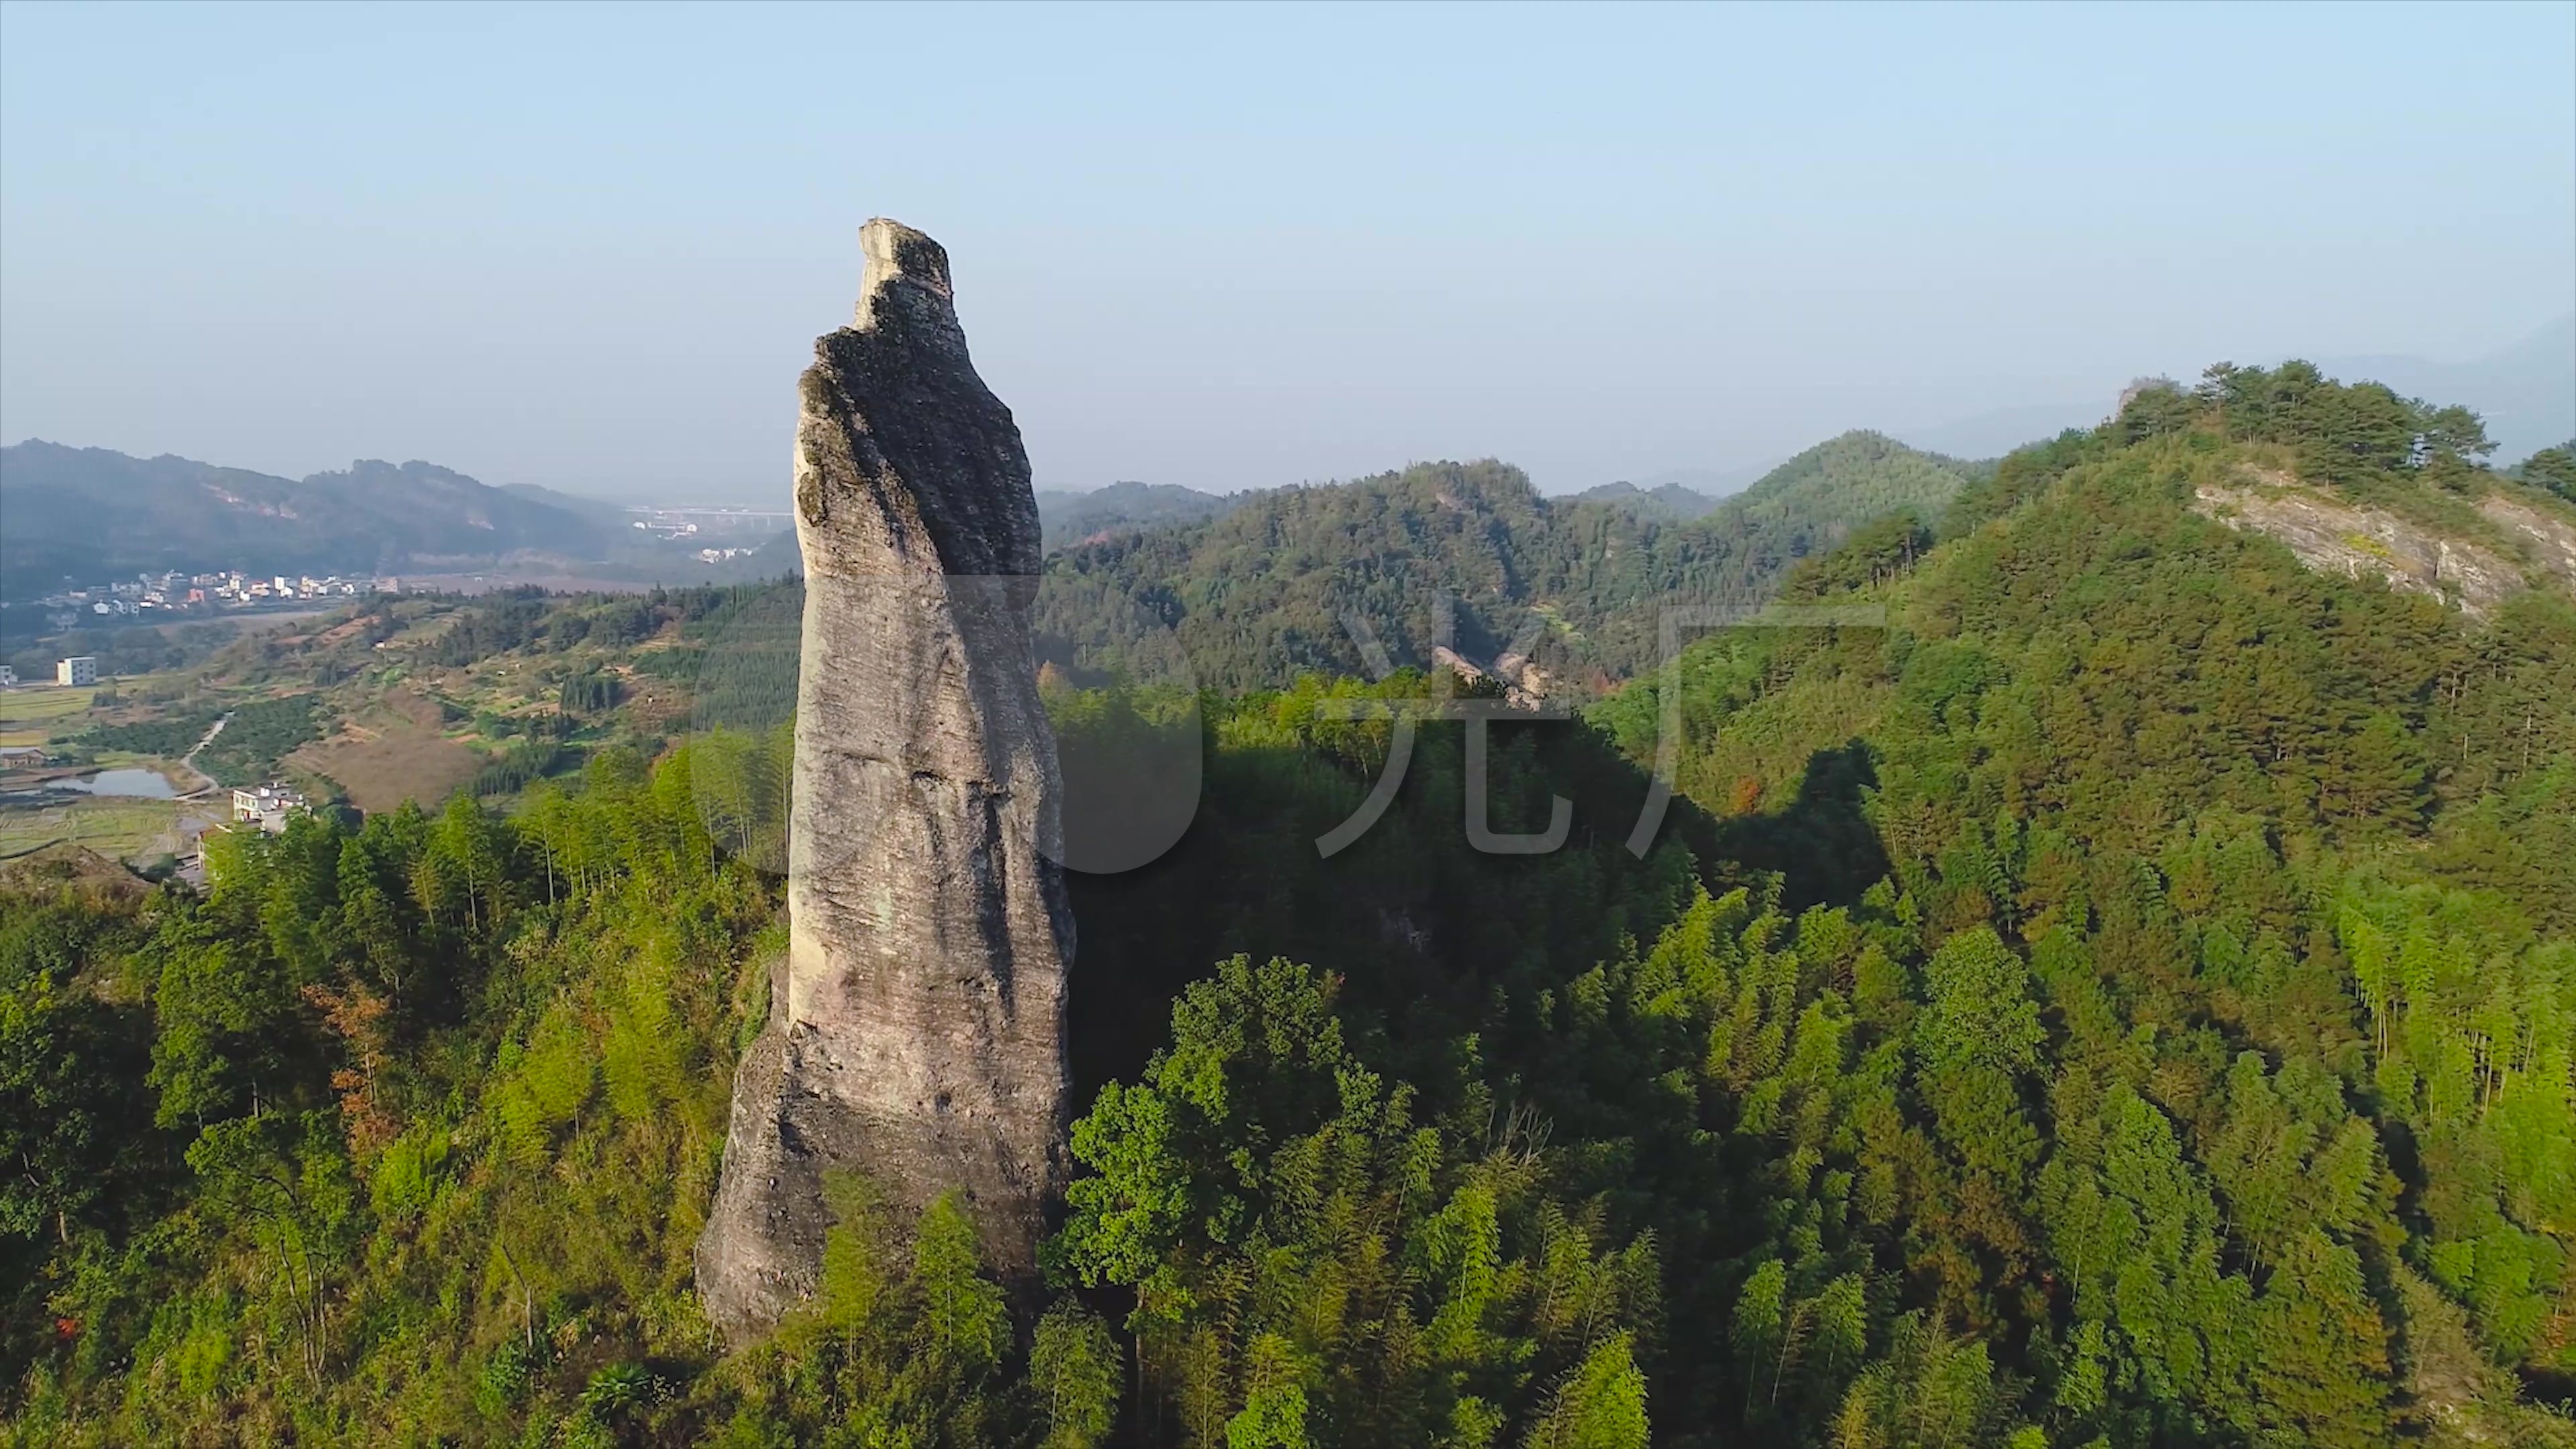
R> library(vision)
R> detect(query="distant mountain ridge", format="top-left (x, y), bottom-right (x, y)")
top-left (0, 442), bottom-right (703, 595)
top-left (1035, 480), bottom-right (1236, 551)
top-left (2312, 315), bottom-right (2576, 463)
top-left (1036, 429), bottom-right (1976, 692)
top-left (1728, 429), bottom-right (1988, 525)
top-left (1570, 480), bottom-right (1725, 521)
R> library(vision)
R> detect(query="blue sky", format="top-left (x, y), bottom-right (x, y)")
top-left (3, 1), bottom-right (2570, 501)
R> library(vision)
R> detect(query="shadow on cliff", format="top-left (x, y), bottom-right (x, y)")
top-left (1061, 708), bottom-right (1741, 1107)
top-left (1704, 741), bottom-right (1892, 914)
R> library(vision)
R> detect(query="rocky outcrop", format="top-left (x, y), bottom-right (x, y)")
top-left (1491, 649), bottom-right (1554, 704)
top-left (2478, 492), bottom-right (2576, 596)
top-left (1432, 645), bottom-right (1552, 711)
top-left (696, 220), bottom-right (1072, 1345)
top-left (2192, 468), bottom-right (2576, 621)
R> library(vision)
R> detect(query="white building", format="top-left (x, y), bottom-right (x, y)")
top-left (231, 782), bottom-right (311, 833)
top-left (0, 665), bottom-right (15, 688)
top-left (56, 656), bottom-right (98, 687)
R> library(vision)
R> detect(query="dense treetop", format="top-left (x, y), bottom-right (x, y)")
top-left (6, 364), bottom-right (2575, 1445)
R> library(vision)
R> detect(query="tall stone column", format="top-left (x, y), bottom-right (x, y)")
top-left (696, 219), bottom-right (1072, 1344)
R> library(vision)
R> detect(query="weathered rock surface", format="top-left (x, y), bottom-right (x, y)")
top-left (2193, 468), bottom-right (2576, 621)
top-left (1432, 645), bottom-right (1551, 711)
top-left (696, 219), bottom-right (1072, 1345)
top-left (2478, 492), bottom-right (2576, 596)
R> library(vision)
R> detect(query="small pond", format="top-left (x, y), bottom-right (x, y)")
top-left (73, 769), bottom-right (178, 798)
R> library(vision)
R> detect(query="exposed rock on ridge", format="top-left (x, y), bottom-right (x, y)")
top-left (2193, 468), bottom-right (2576, 621)
top-left (2478, 492), bottom-right (2576, 596)
top-left (696, 219), bottom-right (1072, 1344)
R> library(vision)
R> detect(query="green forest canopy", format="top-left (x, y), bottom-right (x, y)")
top-left (5, 363), bottom-right (2576, 1446)
top-left (1036, 431), bottom-right (1978, 693)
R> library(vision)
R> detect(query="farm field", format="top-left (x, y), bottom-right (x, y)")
top-left (1, 674), bottom-right (197, 748)
top-left (0, 685), bottom-right (95, 730)
top-left (0, 796), bottom-right (203, 863)
top-left (7, 585), bottom-right (775, 826)
top-left (287, 686), bottom-right (484, 813)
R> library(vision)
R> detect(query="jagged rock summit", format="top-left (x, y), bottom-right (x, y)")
top-left (695, 219), bottom-right (1073, 1345)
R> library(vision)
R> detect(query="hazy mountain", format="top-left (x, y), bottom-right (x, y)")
top-left (1570, 480), bottom-right (1724, 521)
top-left (1036, 480), bottom-right (1237, 551)
top-left (0, 441), bottom-right (625, 592)
top-left (1635, 461), bottom-right (1776, 498)
top-left (497, 478), bottom-right (638, 525)
top-left (1725, 429), bottom-right (1978, 529)
top-left (1898, 400), bottom-right (2110, 460)
top-left (2316, 315), bottom-right (2575, 463)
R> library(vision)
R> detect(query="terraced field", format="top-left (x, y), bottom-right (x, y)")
top-left (0, 685), bottom-right (95, 741)
top-left (0, 796), bottom-right (199, 863)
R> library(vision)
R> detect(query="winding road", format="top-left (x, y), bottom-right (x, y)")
top-left (176, 712), bottom-right (231, 799)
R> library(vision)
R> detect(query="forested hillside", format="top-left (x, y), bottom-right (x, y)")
top-left (7, 365), bottom-right (2575, 1447)
top-left (1036, 432), bottom-right (1976, 693)
top-left (1037, 482), bottom-right (1238, 551)
top-left (0, 678), bottom-right (1724, 1446)
top-left (1585, 362), bottom-right (2576, 1444)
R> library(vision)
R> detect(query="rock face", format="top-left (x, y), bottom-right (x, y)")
top-left (2479, 493), bottom-right (2576, 597)
top-left (2193, 468), bottom-right (2576, 621)
top-left (696, 220), bottom-right (1072, 1345)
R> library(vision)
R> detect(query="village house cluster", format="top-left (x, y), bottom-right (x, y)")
top-left (0, 657), bottom-right (101, 690)
top-left (627, 504), bottom-right (792, 541)
top-left (229, 781), bottom-right (311, 833)
top-left (31, 570), bottom-right (398, 629)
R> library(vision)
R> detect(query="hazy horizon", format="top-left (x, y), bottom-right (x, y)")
top-left (4, 2), bottom-right (2571, 505)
